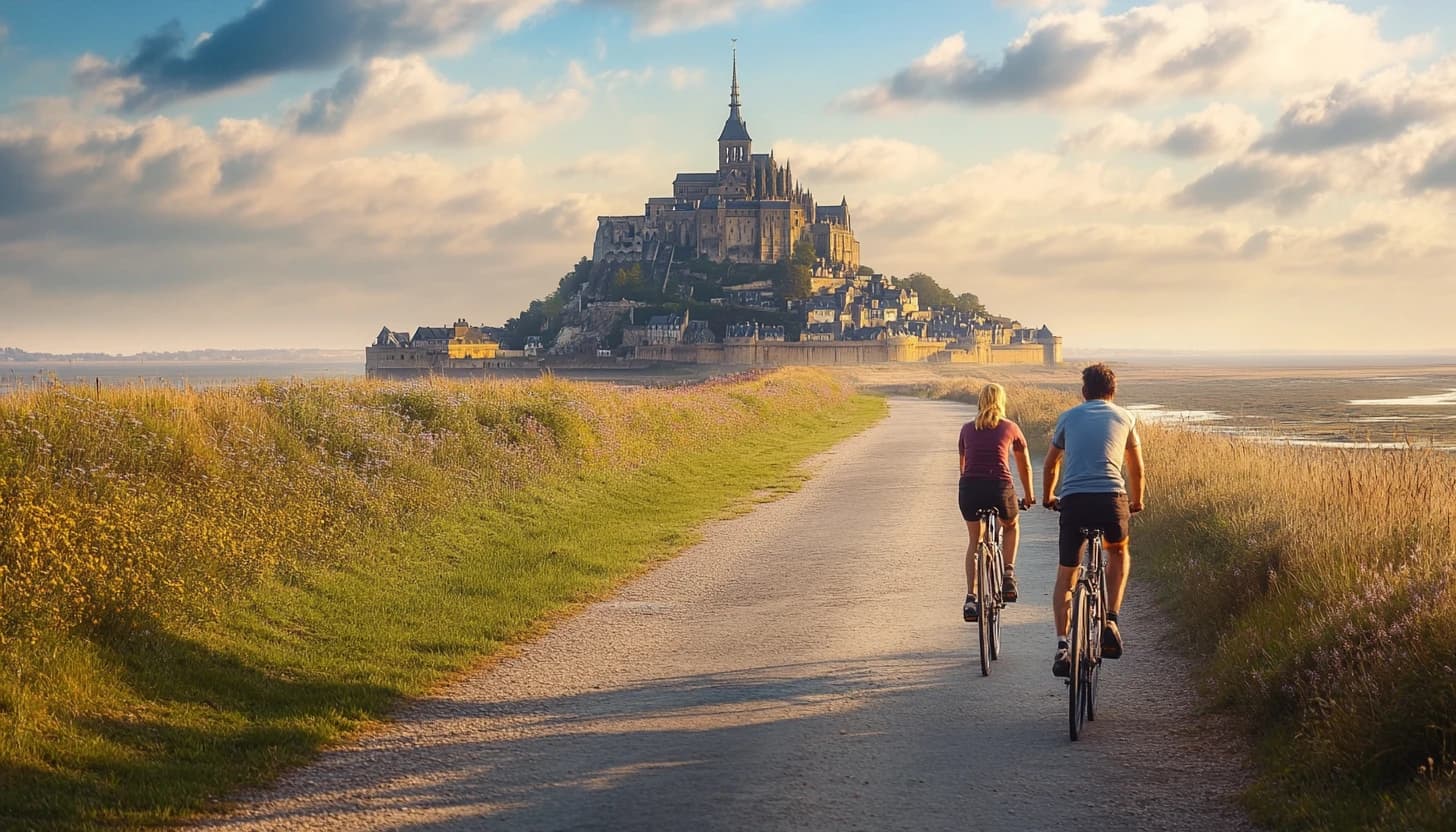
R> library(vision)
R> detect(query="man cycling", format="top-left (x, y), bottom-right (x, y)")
top-left (1042, 363), bottom-right (1145, 678)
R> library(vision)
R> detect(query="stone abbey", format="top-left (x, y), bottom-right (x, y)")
top-left (593, 52), bottom-right (861, 274)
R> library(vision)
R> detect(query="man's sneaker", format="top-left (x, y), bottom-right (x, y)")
top-left (962, 595), bottom-right (980, 622)
top-left (1102, 619), bottom-right (1124, 659)
top-left (1052, 646), bottom-right (1071, 678)
top-left (1002, 571), bottom-right (1019, 603)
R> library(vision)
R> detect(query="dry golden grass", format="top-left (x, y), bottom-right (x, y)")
top-left (926, 375), bottom-right (1456, 829)
top-left (0, 369), bottom-right (849, 644)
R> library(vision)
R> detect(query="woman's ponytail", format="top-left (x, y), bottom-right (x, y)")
top-left (975, 383), bottom-right (1006, 431)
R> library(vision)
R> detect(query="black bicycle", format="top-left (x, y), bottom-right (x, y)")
top-left (1067, 526), bottom-right (1108, 741)
top-left (974, 507), bottom-right (1005, 677)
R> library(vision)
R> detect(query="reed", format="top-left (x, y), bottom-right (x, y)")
top-left (928, 375), bottom-right (1456, 829)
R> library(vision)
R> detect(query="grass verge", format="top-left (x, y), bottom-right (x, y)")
top-left (923, 372), bottom-right (1456, 830)
top-left (0, 372), bottom-right (885, 830)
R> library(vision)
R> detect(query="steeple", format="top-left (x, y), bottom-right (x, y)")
top-left (718, 41), bottom-right (751, 144)
top-left (730, 43), bottom-right (741, 113)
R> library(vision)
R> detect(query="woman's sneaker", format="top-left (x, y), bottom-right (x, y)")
top-left (1002, 570), bottom-right (1019, 603)
top-left (962, 595), bottom-right (980, 622)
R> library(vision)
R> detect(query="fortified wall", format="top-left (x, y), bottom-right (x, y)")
top-left (637, 335), bottom-right (1061, 367)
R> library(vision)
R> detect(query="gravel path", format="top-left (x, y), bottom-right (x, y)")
top-left (194, 397), bottom-right (1257, 831)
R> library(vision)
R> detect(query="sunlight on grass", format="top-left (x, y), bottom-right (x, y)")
top-left (0, 369), bottom-right (885, 829)
top-left (928, 374), bottom-right (1456, 831)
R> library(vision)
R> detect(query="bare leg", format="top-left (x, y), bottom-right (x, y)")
top-left (1001, 516), bottom-right (1020, 569)
top-left (1105, 540), bottom-right (1131, 614)
top-left (964, 520), bottom-right (981, 594)
top-left (1053, 563), bottom-right (1080, 639)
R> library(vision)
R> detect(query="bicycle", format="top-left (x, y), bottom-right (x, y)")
top-left (1066, 526), bottom-right (1108, 741)
top-left (974, 507), bottom-right (1005, 677)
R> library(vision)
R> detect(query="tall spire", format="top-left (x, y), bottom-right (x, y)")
top-left (730, 40), bottom-right (741, 113)
top-left (717, 39), bottom-right (752, 144)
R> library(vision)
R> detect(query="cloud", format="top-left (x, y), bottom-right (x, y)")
top-left (593, 0), bottom-right (806, 36)
top-left (1062, 104), bottom-right (1261, 157)
top-left (772, 138), bottom-right (941, 183)
top-left (1173, 158), bottom-right (1328, 214)
top-left (289, 57), bottom-right (586, 146)
top-left (668, 66), bottom-right (705, 90)
top-left (842, 1), bottom-right (1430, 110)
top-left (1411, 140), bottom-right (1456, 191)
top-left (0, 20), bottom-right (9, 46)
top-left (0, 138), bottom-right (61, 217)
top-left (1256, 59), bottom-right (1456, 155)
top-left (80, 0), bottom-right (563, 113)
top-left (79, 0), bottom-right (800, 112)
top-left (553, 150), bottom-right (646, 178)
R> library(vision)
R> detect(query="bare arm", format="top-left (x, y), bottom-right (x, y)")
top-left (1042, 445), bottom-right (1063, 507)
top-left (1125, 438), bottom-right (1145, 512)
top-left (1014, 443), bottom-right (1035, 505)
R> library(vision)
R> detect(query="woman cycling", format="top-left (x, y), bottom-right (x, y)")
top-left (958, 383), bottom-right (1035, 622)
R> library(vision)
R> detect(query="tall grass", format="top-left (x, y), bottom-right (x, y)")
top-left (1138, 426), bottom-right (1456, 829)
top-left (926, 374), bottom-right (1456, 829)
top-left (0, 371), bottom-right (831, 642)
top-left (0, 369), bottom-right (880, 828)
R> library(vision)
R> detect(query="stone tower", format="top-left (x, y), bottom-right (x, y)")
top-left (717, 46), bottom-right (752, 192)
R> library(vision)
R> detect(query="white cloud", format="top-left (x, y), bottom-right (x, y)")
top-left (0, 55), bottom-right (614, 351)
top-left (772, 138), bottom-right (941, 183)
top-left (1256, 57), bottom-right (1456, 155)
top-left (669, 66), bottom-right (706, 90)
top-left (852, 150), bottom-right (1456, 350)
top-left (843, 1), bottom-right (1431, 110)
top-left (289, 57), bottom-right (587, 147)
top-left (1062, 104), bottom-right (1262, 157)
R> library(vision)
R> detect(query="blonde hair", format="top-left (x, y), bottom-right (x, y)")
top-left (975, 383), bottom-right (1006, 430)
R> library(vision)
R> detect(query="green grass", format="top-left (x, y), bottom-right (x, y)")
top-left (0, 385), bottom-right (884, 830)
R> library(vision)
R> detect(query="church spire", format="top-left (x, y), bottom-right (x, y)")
top-left (717, 40), bottom-right (752, 144)
top-left (730, 41), bottom-right (741, 113)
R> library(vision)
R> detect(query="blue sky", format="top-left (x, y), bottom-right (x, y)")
top-left (2, 0), bottom-right (1455, 352)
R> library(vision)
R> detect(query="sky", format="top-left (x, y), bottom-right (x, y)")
top-left (1, 0), bottom-right (1455, 354)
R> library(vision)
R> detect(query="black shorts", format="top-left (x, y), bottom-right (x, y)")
top-left (959, 477), bottom-right (1018, 522)
top-left (1057, 493), bottom-right (1130, 567)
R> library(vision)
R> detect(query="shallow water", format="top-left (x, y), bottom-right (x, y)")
top-left (1118, 369), bottom-right (1456, 451)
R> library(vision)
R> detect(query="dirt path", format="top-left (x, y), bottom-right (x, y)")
top-left (195, 397), bottom-right (1256, 831)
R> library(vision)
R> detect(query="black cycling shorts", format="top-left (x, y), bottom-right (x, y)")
top-left (1057, 492), bottom-right (1130, 567)
top-left (959, 477), bottom-right (1018, 522)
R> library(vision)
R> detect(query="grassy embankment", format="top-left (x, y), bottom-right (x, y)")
top-left (0, 369), bottom-right (885, 829)
top-left (924, 376), bottom-right (1456, 831)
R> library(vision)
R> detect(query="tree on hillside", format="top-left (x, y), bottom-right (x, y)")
top-left (774, 238), bottom-right (815, 300)
top-left (857, 265), bottom-right (875, 276)
top-left (611, 262), bottom-right (649, 299)
top-left (900, 272), bottom-right (956, 308)
top-left (955, 292), bottom-right (986, 316)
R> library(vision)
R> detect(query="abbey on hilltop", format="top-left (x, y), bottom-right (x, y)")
top-left (593, 50), bottom-right (861, 274)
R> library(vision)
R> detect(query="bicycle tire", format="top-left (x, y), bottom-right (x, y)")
top-left (1087, 580), bottom-right (1104, 722)
top-left (977, 543), bottom-right (991, 677)
top-left (1087, 542), bottom-right (1106, 722)
top-left (1068, 584), bottom-right (1087, 741)
top-left (987, 541), bottom-right (1002, 661)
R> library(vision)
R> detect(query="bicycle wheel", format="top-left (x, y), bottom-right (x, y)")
top-left (1087, 582), bottom-right (1104, 722)
top-left (976, 543), bottom-right (992, 677)
top-left (987, 542), bottom-right (1003, 661)
top-left (1068, 585), bottom-right (1087, 741)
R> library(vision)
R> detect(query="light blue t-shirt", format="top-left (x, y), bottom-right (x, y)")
top-left (1051, 399), bottom-right (1140, 496)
